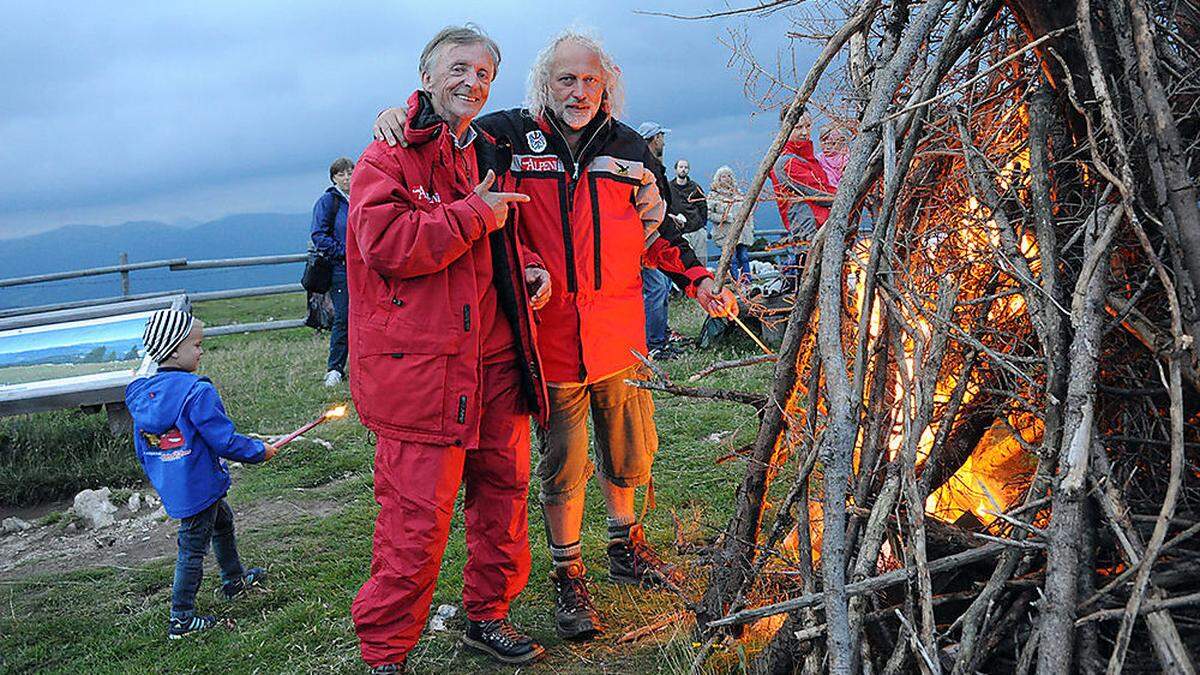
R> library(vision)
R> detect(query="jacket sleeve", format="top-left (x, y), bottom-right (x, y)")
top-left (635, 164), bottom-right (668, 243)
top-left (350, 151), bottom-right (497, 280)
top-left (187, 383), bottom-right (266, 464)
top-left (310, 192), bottom-right (344, 258)
top-left (639, 149), bottom-right (711, 294)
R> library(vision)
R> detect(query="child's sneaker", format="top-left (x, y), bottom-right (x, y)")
top-left (168, 614), bottom-right (217, 639)
top-left (218, 567), bottom-right (267, 600)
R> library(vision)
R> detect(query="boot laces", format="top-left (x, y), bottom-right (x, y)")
top-left (481, 619), bottom-right (522, 647)
top-left (557, 573), bottom-right (594, 612)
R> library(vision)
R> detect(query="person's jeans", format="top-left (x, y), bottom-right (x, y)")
top-left (641, 268), bottom-right (670, 349)
top-left (328, 264), bottom-right (349, 374)
top-left (733, 244), bottom-right (753, 283)
top-left (171, 498), bottom-right (244, 620)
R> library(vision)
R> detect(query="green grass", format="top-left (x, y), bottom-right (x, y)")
top-left (0, 293), bottom-right (783, 674)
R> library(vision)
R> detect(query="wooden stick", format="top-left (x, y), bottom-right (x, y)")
top-left (730, 314), bottom-right (774, 354)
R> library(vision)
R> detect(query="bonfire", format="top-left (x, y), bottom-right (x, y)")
top-left (637, 1), bottom-right (1200, 673)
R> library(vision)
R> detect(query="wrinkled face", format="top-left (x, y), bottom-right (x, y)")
top-left (548, 42), bottom-right (607, 130)
top-left (675, 159), bottom-right (689, 178)
top-left (421, 42), bottom-right (495, 130)
top-left (333, 168), bottom-right (353, 194)
top-left (167, 322), bottom-right (204, 372)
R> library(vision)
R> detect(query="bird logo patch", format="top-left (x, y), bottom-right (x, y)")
top-left (526, 130), bottom-right (547, 153)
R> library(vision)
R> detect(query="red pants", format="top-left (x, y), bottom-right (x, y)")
top-left (352, 361), bottom-right (532, 666)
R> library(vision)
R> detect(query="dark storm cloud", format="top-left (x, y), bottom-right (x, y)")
top-left (0, 1), bottom-right (819, 238)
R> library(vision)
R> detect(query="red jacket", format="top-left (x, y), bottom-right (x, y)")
top-left (770, 138), bottom-right (834, 239)
top-left (476, 108), bottom-right (712, 383)
top-left (346, 91), bottom-right (548, 445)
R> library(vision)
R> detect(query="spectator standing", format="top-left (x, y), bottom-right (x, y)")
top-left (707, 166), bottom-right (755, 283)
top-left (669, 159), bottom-right (708, 266)
top-left (310, 157), bottom-right (354, 387)
top-left (636, 121), bottom-right (678, 359)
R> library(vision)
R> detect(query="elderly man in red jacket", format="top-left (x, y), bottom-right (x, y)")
top-left (374, 29), bottom-right (738, 642)
top-left (346, 25), bottom-right (552, 673)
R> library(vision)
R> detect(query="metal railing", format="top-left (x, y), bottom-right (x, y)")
top-left (0, 252), bottom-right (308, 335)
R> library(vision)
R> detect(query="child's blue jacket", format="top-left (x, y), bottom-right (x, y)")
top-left (125, 369), bottom-right (265, 519)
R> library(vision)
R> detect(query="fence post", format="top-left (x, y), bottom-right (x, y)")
top-left (119, 252), bottom-right (130, 296)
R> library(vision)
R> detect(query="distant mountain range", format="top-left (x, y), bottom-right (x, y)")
top-left (0, 339), bottom-right (143, 369)
top-left (0, 214), bottom-right (312, 310)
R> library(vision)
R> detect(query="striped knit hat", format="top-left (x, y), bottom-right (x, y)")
top-left (142, 309), bottom-right (195, 363)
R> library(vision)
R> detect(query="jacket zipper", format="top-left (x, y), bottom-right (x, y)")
top-left (545, 116), bottom-right (605, 294)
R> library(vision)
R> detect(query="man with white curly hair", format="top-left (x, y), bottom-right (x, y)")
top-left (375, 28), bottom-right (738, 641)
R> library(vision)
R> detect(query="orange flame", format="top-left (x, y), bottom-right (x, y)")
top-left (324, 405), bottom-right (347, 419)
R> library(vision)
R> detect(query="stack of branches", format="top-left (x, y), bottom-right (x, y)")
top-left (643, 0), bottom-right (1200, 672)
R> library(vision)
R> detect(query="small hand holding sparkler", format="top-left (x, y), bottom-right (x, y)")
top-left (272, 405), bottom-right (349, 450)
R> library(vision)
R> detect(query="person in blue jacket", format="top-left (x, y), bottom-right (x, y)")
top-left (125, 309), bottom-right (278, 639)
top-left (311, 157), bottom-right (354, 387)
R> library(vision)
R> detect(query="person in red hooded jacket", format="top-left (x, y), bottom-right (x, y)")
top-left (345, 26), bottom-right (552, 672)
top-left (374, 29), bottom-right (739, 643)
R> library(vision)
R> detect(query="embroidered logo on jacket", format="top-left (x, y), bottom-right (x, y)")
top-left (412, 185), bottom-right (442, 204)
top-left (513, 154), bottom-right (564, 173)
top-left (526, 130), bottom-right (547, 153)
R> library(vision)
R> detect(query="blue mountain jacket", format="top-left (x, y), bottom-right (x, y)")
top-left (125, 369), bottom-right (266, 519)
top-left (310, 186), bottom-right (349, 262)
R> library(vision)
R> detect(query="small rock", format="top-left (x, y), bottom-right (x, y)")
top-left (73, 488), bottom-right (118, 529)
top-left (65, 522), bottom-right (78, 532)
top-left (2, 517), bottom-right (32, 534)
top-left (428, 604), bottom-right (457, 632)
top-left (151, 506), bottom-right (168, 521)
top-left (145, 494), bottom-right (161, 508)
top-left (127, 492), bottom-right (141, 513)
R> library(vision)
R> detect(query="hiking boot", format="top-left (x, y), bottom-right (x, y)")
top-left (218, 566), bottom-right (267, 600)
top-left (323, 370), bottom-right (343, 387)
top-left (608, 523), bottom-right (683, 588)
top-left (462, 617), bottom-right (544, 665)
top-left (368, 663), bottom-right (403, 674)
top-left (551, 562), bottom-right (605, 640)
top-left (167, 614), bottom-right (218, 639)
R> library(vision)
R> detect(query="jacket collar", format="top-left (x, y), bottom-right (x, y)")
top-left (403, 90), bottom-right (479, 148)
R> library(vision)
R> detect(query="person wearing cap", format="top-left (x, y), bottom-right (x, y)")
top-left (125, 309), bottom-right (277, 640)
top-left (636, 121), bottom-right (683, 360)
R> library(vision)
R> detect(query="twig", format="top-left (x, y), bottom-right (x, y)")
top-left (688, 354), bottom-right (778, 381)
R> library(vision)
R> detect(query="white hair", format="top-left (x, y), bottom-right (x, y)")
top-left (711, 165), bottom-right (736, 191)
top-left (525, 28), bottom-right (625, 119)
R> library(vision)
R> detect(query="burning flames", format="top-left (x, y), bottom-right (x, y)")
top-left (325, 405), bottom-right (348, 419)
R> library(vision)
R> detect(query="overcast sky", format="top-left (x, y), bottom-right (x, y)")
top-left (0, 1), bottom-right (826, 239)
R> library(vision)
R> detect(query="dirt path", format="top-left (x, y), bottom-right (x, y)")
top-left (0, 492), bottom-right (340, 581)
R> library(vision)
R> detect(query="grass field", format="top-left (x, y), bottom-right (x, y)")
top-left (0, 292), bottom-right (781, 673)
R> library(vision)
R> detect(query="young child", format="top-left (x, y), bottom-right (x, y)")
top-left (125, 308), bottom-right (278, 639)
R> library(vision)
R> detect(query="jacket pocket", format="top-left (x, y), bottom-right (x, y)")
top-left (353, 321), bottom-right (459, 435)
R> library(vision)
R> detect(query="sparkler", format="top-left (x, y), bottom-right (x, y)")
top-left (730, 314), bottom-right (774, 355)
top-left (273, 404), bottom-right (347, 448)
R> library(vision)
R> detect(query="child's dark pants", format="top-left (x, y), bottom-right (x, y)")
top-left (171, 498), bottom-right (244, 620)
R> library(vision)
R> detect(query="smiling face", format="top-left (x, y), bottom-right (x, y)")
top-left (548, 41), bottom-right (607, 130)
top-left (421, 41), bottom-right (495, 134)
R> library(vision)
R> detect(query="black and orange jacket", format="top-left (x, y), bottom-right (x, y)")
top-left (476, 107), bottom-right (712, 383)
